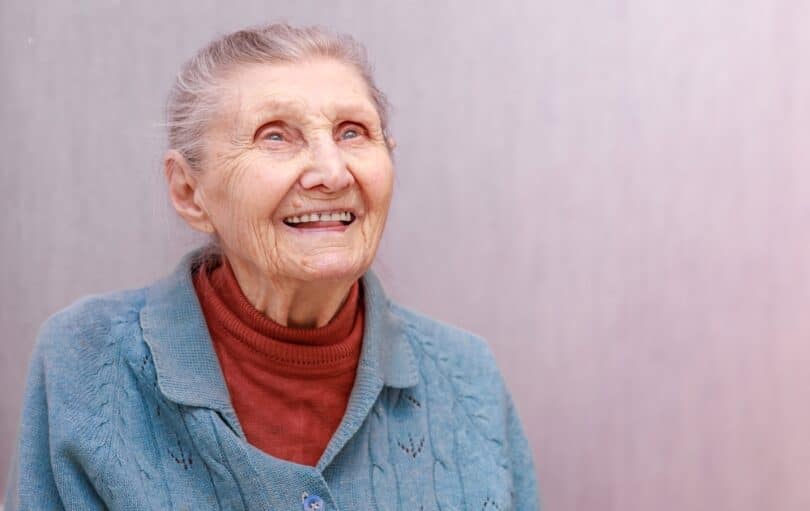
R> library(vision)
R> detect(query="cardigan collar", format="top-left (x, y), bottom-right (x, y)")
top-left (139, 249), bottom-right (418, 420)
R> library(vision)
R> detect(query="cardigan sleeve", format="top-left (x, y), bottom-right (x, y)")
top-left (5, 337), bottom-right (66, 511)
top-left (506, 393), bottom-right (542, 510)
top-left (4, 320), bottom-right (106, 511)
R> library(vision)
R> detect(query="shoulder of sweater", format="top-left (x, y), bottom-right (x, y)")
top-left (388, 302), bottom-right (487, 350)
top-left (387, 301), bottom-right (507, 397)
top-left (36, 286), bottom-right (148, 367)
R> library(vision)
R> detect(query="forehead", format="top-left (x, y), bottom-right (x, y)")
top-left (218, 58), bottom-right (378, 125)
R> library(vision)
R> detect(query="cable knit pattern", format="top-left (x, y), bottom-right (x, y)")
top-left (5, 249), bottom-right (540, 511)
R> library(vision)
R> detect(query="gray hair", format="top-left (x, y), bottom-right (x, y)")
top-left (166, 23), bottom-right (392, 169)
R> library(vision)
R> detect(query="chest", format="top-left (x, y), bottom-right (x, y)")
top-left (83, 375), bottom-right (514, 511)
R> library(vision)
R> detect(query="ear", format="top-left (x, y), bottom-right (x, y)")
top-left (386, 136), bottom-right (397, 152)
top-left (164, 150), bottom-right (215, 233)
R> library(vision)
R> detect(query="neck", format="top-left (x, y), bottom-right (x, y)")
top-left (225, 255), bottom-right (356, 329)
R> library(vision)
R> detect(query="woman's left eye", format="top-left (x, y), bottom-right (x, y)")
top-left (339, 124), bottom-right (364, 140)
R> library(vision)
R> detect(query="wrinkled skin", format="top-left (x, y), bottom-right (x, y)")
top-left (165, 58), bottom-right (394, 327)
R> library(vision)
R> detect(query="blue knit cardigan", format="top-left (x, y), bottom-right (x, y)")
top-left (5, 250), bottom-right (540, 510)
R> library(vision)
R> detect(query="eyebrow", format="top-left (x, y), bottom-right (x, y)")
top-left (238, 97), bottom-right (308, 127)
top-left (239, 96), bottom-right (380, 129)
top-left (328, 99), bottom-right (380, 122)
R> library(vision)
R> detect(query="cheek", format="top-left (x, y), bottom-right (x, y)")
top-left (354, 154), bottom-right (394, 210)
top-left (370, 174), bottom-right (394, 212)
top-left (209, 155), bottom-right (292, 222)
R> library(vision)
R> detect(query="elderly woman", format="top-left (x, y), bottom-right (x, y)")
top-left (5, 24), bottom-right (539, 511)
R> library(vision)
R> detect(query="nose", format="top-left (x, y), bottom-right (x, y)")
top-left (298, 135), bottom-right (354, 192)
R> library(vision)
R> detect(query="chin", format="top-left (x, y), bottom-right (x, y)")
top-left (294, 254), bottom-right (370, 283)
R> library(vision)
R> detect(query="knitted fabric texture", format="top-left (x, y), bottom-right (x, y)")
top-left (5, 249), bottom-right (541, 510)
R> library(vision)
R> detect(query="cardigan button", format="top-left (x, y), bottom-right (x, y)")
top-left (302, 492), bottom-right (325, 511)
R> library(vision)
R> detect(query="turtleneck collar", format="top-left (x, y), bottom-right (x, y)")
top-left (193, 256), bottom-right (363, 369)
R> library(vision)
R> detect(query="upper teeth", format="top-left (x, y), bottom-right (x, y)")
top-left (284, 211), bottom-right (354, 224)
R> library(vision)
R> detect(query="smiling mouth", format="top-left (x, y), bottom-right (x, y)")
top-left (283, 211), bottom-right (356, 229)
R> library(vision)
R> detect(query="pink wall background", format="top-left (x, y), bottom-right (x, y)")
top-left (3, 1), bottom-right (810, 509)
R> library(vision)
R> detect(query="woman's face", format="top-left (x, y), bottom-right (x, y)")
top-left (193, 58), bottom-right (394, 284)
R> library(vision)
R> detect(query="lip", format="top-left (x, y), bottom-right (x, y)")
top-left (283, 223), bottom-right (351, 233)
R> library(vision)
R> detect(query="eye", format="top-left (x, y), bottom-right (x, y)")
top-left (263, 131), bottom-right (284, 142)
top-left (255, 121), bottom-right (295, 145)
top-left (338, 123), bottom-right (365, 141)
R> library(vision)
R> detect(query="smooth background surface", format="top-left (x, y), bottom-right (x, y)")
top-left (3, 1), bottom-right (810, 509)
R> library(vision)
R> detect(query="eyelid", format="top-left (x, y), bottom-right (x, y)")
top-left (336, 121), bottom-right (367, 137)
top-left (255, 121), bottom-right (293, 142)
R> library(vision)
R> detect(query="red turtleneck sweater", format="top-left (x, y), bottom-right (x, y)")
top-left (193, 258), bottom-right (364, 466)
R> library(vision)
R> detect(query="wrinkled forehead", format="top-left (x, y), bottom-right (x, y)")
top-left (212, 60), bottom-right (381, 135)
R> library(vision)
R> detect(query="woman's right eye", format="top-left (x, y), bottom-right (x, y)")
top-left (255, 121), bottom-right (291, 144)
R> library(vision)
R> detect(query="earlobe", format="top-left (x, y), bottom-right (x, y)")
top-left (164, 150), bottom-right (215, 233)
